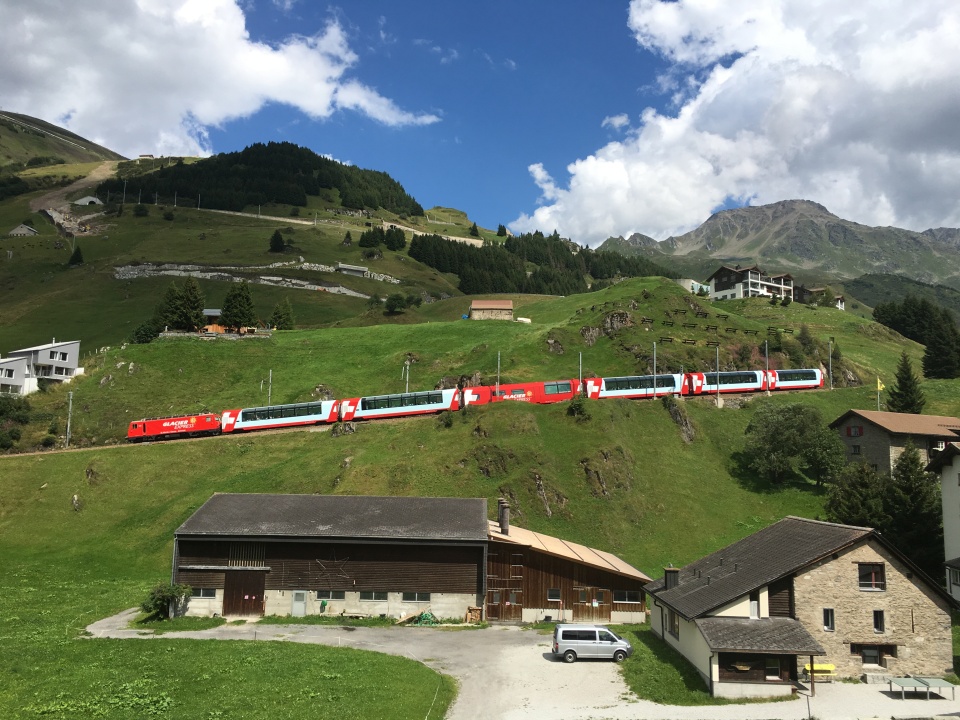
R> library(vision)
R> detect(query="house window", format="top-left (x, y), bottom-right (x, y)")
top-left (613, 590), bottom-right (642, 603)
top-left (49, 351), bottom-right (57, 360)
top-left (547, 588), bottom-right (561, 602)
top-left (359, 591), bottom-right (388, 601)
top-left (852, 445), bottom-right (861, 455)
top-left (852, 643), bottom-right (896, 665)
top-left (667, 608), bottom-right (680, 639)
top-left (823, 608), bottom-right (835, 631)
top-left (1, 369), bottom-right (12, 378)
top-left (579, 590), bottom-right (588, 603)
top-left (749, 590), bottom-right (760, 618)
top-left (765, 657), bottom-right (781, 680)
top-left (402, 592), bottom-right (430, 602)
top-left (596, 591), bottom-right (605, 603)
top-left (316, 590), bottom-right (345, 600)
top-left (874, 610), bottom-right (885, 633)
top-left (858, 563), bottom-right (886, 591)
top-left (950, 568), bottom-right (960, 587)
top-left (848, 426), bottom-right (863, 437)
top-left (191, 587), bottom-right (216, 598)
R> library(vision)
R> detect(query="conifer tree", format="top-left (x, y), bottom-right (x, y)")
top-left (220, 282), bottom-right (256, 332)
top-left (825, 463), bottom-right (889, 529)
top-left (469, 222), bottom-right (479, 237)
top-left (68, 245), bottom-right (83, 266)
top-left (886, 352), bottom-right (925, 414)
top-left (269, 229), bottom-right (285, 253)
top-left (922, 309), bottom-right (960, 379)
top-left (885, 443), bottom-right (943, 578)
top-left (269, 297), bottom-right (295, 330)
top-left (156, 282), bottom-right (185, 331)
top-left (497, 224), bottom-right (507, 237)
top-left (178, 277), bottom-right (206, 332)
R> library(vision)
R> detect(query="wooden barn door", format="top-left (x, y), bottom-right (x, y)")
top-left (486, 548), bottom-right (523, 621)
top-left (223, 570), bottom-right (266, 616)
top-left (572, 586), bottom-right (611, 622)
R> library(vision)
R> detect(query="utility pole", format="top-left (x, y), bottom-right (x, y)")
top-left (268, 369), bottom-right (272, 407)
top-left (65, 391), bottom-right (73, 448)
top-left (122, 179), bottom-right (127, 205)
top-left (828, 337), bottom-right (834, 390)
top-left (174, 191), bottom-right (177, 208)
top-left (402, 360), bottom-right (410, 393)
top-left (653, 342), bottom-right (657, 398)
top-left (765, 339), bottom-right (769, 393)
top-left (496, 352), bottom-right (501, 396)
top-left (715, 345), bottom-right (720, 406)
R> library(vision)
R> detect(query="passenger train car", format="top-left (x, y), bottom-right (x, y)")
top-left (125, 368), bottom-right (823, 442)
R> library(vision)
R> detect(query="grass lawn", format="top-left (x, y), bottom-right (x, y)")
top-left (132, 614), bottom-right (228, 634)
top-left (616, 624), bottom-right (797, 706)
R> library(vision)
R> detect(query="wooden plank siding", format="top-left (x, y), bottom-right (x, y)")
top-left (175, 540), bottom-right (484, 594)
top-left (488, 541), bottom-right (646, 621)
top-left (768, 577), bottom-right (795, 618)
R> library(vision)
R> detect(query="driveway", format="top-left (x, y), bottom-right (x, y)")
top-left (88, 610), bottom-right (960, 720)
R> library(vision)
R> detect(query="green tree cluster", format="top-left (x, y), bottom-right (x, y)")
top-left (741, 403), bottom-right (845, 485)
top-left (96, 141), bottom-right (424, 216)
top-left (220, 282), bottom-right (257, 332)
top-left (0, 395), bottom-right (31, 449)
top-left (130, 277), bottom-right (208, 342)
top-left (268, 297), bottom-right (295, 330)
top-left (826, 444), bottom-right (943, 579)
top-left (874, 295), bottom-right (960, 378)
top-left (358, 226), bottom-right (406, 250)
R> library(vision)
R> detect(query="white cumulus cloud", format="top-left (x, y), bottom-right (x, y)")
top-left (512, 0), bottom-right (960, 245)
top-left (0, 0), bottom-right (439, 158)
top-left (601, 114), bottom-right (631, 131)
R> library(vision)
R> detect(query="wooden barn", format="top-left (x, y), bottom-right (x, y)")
top-left (172, 494), bottom-right (649, 622)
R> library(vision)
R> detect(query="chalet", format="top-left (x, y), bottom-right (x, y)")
top-left (173, 494), bottom-right (649, 621)
top-left (927, 443), bottom-right (960, 602)
top-left (6, 340), bottom-right (83, 389)
top-left (706, 265), bottom-right (793, 302)
top-left (646, 517), bottom-right (954, 698)
top-left (829, 409), bottom-right (960, 473)
top-left (469, 300), bottom-right (514, 321)
top-left (7, 223), bottom-right (38, 237)
top-left (795, 286), bottom-right (845, 310)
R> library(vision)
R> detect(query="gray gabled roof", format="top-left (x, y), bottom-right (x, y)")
top-left (695, 617), bottom-right (825, 655)
top-left (175, 493), bottom-right (489, 542)
top-left (646, 517), bottom-right (871, 618)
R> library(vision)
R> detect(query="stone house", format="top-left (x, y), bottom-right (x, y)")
top-left (705, 265), bottom-right (794, 302)
top-left (646, 516), bottom-right (954, 698)
top-left (928, 442), bottom-right (960, 603)
top-left (469, 300), bottom-right (514, 321)
top-left (829, 409), bottom-right (960, 474)
top-left (173, 494), bottom-right (649, 621)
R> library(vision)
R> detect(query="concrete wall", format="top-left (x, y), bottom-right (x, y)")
top-left (712, 680), bottom-right (793, 699)
top-left (261, 590), bottom-right (481, 620)
top-left (183, 592), bottom-right (223, 617)
top-left (793, 540), bottom-right (953, 678)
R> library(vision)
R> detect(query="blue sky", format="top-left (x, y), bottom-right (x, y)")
top-left (4, 1), bottom-right (960, 245)
top-left (205, 2), bottom-right (666, 237)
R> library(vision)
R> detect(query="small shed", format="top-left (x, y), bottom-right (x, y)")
top-left (8, 224), bottom-right (38, 237)
top-left (73, 196), bottom-right (103, 206)
top-left (469, 300), bottom-right (514, 321)
top-left (335, 262), bottom-right (368, 277)
top-left (202, 308), bottom-right (225, 334)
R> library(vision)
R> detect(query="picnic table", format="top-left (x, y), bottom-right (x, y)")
top-left (889, 677), bottom-right (956, 700)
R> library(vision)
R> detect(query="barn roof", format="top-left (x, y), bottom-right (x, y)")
top-left (488, 521), bottom-right (650, 582)
top-left (470, 300), bottom-right (514, 310)
top-left (830, 409), bottom-right (960, 438)
top-left (177, 494), bottom-right (489, 542)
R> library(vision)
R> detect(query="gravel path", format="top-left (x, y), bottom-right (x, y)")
top-left (88, 610), bottom-right (960, 720)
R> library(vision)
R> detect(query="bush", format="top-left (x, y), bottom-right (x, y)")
top-left (40, 435), bottom-right (56, 448)
top-left (566, 394), bottom-right (591, 422)
top-left (133, 204), bottom-right (149, 217)
top-left (163, 210), bottom-right (175, 221)
top-left (141, 583), bottom-right (193, 619)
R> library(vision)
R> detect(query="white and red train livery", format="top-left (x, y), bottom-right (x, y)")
top-left (126, 369), bottom-right (822, 442)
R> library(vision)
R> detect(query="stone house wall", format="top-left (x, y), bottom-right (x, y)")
top-left (470, 309), bottom-right (513, 321)
top-left (793, 539), bottom-right (953, 678)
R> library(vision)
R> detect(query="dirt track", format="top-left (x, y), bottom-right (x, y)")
top-left (29, 160), bottom-right (119, 212)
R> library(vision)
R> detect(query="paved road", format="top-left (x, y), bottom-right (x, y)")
top-left (88, 610), bottom-right (960, 720)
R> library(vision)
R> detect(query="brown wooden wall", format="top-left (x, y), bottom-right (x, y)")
top-left (176, 539), bottom-right (484, 594)
top-left (768, 577), bottom-right (794, 618)
top-left (489, 541), bottom-right (646, 611)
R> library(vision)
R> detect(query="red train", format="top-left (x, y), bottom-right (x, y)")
top-left (126, 369), bottom-right (822, 442)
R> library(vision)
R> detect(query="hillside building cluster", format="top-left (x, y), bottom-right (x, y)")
top-left (678, 264), bottom-right (845, 310)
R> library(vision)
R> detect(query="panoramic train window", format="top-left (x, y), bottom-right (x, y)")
top-left (777, 370), bottom-right (817, 381)
top-left (544, 382), bottom-right (572, 394)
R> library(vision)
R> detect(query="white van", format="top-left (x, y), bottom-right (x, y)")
top-left (552, 624), bottom-right (632, 663)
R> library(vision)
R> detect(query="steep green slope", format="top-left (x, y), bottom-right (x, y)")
top-left (0, 111), bottom-right (124, 169)
top-left (846, 273), bottom-right (960, 323)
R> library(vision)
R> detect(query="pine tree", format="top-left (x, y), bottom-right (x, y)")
top-left (269, 229), bottom-right (285, 253)
top-left (825, 463), bottom-right (889, 529)
top-left (469, 222), bottom-right (479, 237)
top-left (178, 277), bottom-right (206, 332)
top-left (220, 282), bottom-right (257, 332)
top-left (269, 297), bottom-right (295, 330)
top-left (884, 443), bottom-right (943, 578)
top-left (155, 282), bottom-right (185, 331)
top-left (496, 224), bottom-right (507, 237)
top-left (886, 352), bottom-right (925, 414)
top-left (68, 245), bottom-right (83, 266)
top-left (922, 309), bottom-right (960, 379)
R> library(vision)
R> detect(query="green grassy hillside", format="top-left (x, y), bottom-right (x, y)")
top-left (2, 274), bottom-right (958, 717)
top-left (0, 111), bottom-right (124, 170)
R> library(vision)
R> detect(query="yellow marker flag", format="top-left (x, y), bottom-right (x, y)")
top-left (877, 377), bottom-right (885, 392)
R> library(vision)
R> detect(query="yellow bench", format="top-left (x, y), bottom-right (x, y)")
top-left (803, 663), bottom-right (836, 681)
